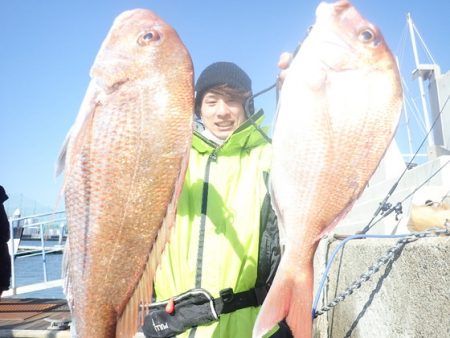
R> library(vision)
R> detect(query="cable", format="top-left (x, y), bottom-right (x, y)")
top-left (311, 233), bottom-right (413, 317)
top-left (244, 83), bottom-right (277, 143)
top-left (312, 228), bottom-right (449, 318)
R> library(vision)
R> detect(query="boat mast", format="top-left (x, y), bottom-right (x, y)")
top-left (395, 56), bottom-right (415, 157)
top-left (407, 13), bottom-right (434, 147)
top-left (402, 90), bottom-right (415, 156)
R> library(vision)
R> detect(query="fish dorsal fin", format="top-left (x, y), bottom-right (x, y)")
top-left (55, 81), bottom-right (101, 177)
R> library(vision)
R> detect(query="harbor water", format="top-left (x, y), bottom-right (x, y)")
top-left (10, 240), bottom-right (65, 299)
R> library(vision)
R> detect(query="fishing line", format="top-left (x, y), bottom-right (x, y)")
top-left (244, 83), bottom-right (277, 143)
top-left (361, 156), bottom-right (450, 233)
top-left (360, 93), bottom-right (450, 234)
top-left (441, 189), bottom-right (450, 204)
top-left (400, 158), bottom-right (450, 204)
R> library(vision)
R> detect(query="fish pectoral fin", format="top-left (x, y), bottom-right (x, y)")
top-left (95, 76), bottom-right (130, 94)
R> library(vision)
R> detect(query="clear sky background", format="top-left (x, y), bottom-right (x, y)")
top-left (1, 0), bottom-right (449, 215)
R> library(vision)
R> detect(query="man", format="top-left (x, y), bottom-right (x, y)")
top-left (0, 185), bottom-right (11, 299)
top-left (145, 61), bottom-right (292, 337)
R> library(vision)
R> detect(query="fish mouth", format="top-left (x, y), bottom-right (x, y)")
top-left (316, 0), bottom-right (352, 20)
top-left (310, 0), bottom-right (383, 72)
top-left (306, 26), bottom-right (371, 72)
top-left (303, 30), bottom-right (354, 72)
top-left (332, 0), bottom-right (352, 12)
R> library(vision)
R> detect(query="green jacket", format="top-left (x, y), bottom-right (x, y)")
top-left (153, 110), bottom-right (281, 337)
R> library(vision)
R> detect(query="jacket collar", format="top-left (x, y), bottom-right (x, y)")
top-left (192, 109), bottom-right (270, 155)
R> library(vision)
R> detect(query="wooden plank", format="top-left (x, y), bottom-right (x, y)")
top-left (0, 330), bottom-right (70, 338)
top-left (0, 301), bottom-right (60, 321)
top-left (0, 298), bottom-right (70, 336)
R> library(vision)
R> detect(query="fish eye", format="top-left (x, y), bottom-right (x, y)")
top-left (358, 28), bottom-right (375, 43)
top-left (138, 30), bottom-right (161, 45)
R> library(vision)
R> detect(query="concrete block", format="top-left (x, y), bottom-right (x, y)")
top-left (313, 235), bottom-right (450, 337)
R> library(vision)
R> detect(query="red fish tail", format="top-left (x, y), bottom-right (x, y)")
top-left (286, 268), bottom-right (314, 338)
top-left (253, 259), bottom-right (314, 338)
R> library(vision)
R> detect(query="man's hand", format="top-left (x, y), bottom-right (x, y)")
top-left (277, 52), bottom-right (293, 90)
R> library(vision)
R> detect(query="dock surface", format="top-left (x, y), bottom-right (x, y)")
top-left (0, 298), bottom-right (70, 337)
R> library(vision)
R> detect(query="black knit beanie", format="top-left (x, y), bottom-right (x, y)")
top-left (195, 62), bottom-right (254, 116)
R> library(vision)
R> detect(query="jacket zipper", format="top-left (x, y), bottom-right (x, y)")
top-left (195, 149), bottom-right (218, 288)
top-left (189, 149), bottom-right (218, 338)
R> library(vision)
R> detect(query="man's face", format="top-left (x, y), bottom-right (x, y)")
top-left (200, 91), bottom-right (246, 140)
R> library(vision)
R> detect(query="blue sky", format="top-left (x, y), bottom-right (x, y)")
top-left (1, 0), bottom-right (449, 214)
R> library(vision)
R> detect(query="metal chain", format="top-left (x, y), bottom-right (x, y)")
top-left (314, 227), bottom-right (449, 318)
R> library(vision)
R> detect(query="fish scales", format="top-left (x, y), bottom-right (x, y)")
top-left (253, 1), bottom-right (402, 337)
top-left (59, 9), bottom-right (193, 337)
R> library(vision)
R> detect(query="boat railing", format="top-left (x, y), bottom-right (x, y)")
top-left (5, 209), bottom-right (67, 297)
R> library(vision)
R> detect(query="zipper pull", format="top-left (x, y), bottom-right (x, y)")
top-left (210, 149), bottom-right (218, 162)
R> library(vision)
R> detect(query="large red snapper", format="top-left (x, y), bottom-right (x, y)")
top-left (253, 1), bottom-right (402, 337)
top-left (57, 9), bottom-right (194, 337)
